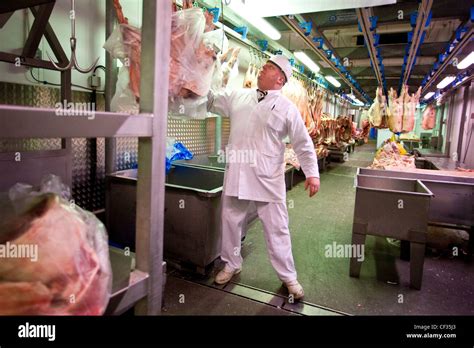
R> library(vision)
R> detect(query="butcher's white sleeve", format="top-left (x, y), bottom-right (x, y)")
top-left (207, 89), bottom-right (234, 117)
top-left (287, 105), bottom-right (319, 179)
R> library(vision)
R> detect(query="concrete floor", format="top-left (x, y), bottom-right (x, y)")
top-left (163, 142), bottom-right (474, 315)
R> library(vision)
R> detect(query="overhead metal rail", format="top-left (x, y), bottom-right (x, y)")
top-left (401, 0), bottom-right (433, 87)
top-left (421, 21), bottom-right (474, 96)
top-left (280, 15), bottom-right (371, 104)
top-left (356, 7), bottom-right (386, 95)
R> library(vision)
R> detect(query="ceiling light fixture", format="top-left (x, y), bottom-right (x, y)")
top-left (423, 92), bottom-right (435, 100)
top-left (294, 51), bottom-right (320, 73)
top-left (436, 76), bottom-right (456, 89)
top-left (325, 75), bottom-right (341, 87)
top-left (228, 3), bottom-right (281, 40)
top-left (457, 51), bottom-right (474, 70)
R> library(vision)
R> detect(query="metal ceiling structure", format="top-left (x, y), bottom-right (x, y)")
top-left (279, 0), bottom-right (472, 98)
top-left (211, 0), bottom-right (472, 103)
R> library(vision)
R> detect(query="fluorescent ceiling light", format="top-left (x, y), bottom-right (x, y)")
top-left (455, 76), bottom-right (469, 87)
top-left (294, 51), bottom-right (320, 73)
top-left (423, 92), bottom-right (435, 100)
top-left (225, 0), bottom-right (396, 17)
top-left (457, 51), bottom-right (474, 70)
top-left (436, 76), bottom-right (456, 89)
top-left (325, 76), bottom-right (341, 87)
top-left (228, 3), bottom-right (281, 40)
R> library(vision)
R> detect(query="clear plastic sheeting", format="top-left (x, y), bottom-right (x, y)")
top-left (103, 24), bottom-right (141, 114)
top-left (0, 175), bottom-right (112, 315)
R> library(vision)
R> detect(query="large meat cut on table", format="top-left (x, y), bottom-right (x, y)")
top-left (0, 193), bottom-right (111, 315)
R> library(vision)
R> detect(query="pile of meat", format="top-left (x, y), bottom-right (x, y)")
top-left (387, 85), bottom-right (421, 133)
top-left (421, 104), bottom-right (436, 130)
top-left (0, 178), bottom-right (111, 315)
top-left (369, 141), bottom-right (416, 170)
top-left (314, 114), bottom-right (353, 149)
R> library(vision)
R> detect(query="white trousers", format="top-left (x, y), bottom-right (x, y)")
top-left (220, 194), bottom-right (297, 283)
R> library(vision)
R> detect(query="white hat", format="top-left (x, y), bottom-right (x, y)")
top-left (269, 55), bottom-right (292, 83)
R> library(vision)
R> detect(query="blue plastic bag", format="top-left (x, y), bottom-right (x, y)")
top-left (166, 142), bottom-right (193, 173)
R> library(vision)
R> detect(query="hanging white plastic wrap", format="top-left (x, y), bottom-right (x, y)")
top-left (169, 8), bottom-right (228, 119)
top-left (103, 24), bottom-right (141, 114)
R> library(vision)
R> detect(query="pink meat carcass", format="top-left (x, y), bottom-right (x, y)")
top-left (422, 104), bottom-right (436, 130)
top-left (388, 87), bottom-right (403, 133)
top-left (402, 86), bottom-right (421, 132)
top-left (0, 194), bottom-right (111, 315)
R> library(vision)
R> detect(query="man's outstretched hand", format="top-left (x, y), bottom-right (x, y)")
top-left (305, 177), bottom-right (320, 197)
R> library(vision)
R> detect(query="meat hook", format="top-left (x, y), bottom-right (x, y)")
top-left (47, 0), bottom-right (99, 73)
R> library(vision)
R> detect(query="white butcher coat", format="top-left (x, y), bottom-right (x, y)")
top-left (208, 88), bottom-right (319, 203)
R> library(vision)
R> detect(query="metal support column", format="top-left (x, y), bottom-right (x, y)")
top-left (215, 116), bottom-right (222, 154)
top-left (135, 0), bottom-right (171, 315)
top-left (457, 84), bottom-right (471, 164)
top-left (105, 0), bottom-right (118, 174)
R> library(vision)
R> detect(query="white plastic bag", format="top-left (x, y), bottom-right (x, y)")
top-left (110, 67), bottom-right (139, 114)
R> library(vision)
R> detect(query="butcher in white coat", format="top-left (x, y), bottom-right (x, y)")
top-left (207, 55), bottom-right (320, 299)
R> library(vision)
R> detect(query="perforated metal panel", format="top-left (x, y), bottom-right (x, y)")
top-left (206, 117), bottom-right (216, 154)
top-left (115, 117), bottom-right (216, 171)
top-left (1, 81), bottom-right (219, 211)
top-left (0, 82), bottom-right (106, 211)
top-left (221, 117), bottom-right (231, 150)
top-left (116, 137), bottom-right (139, 171)
top-left (167, 118), bottom-right (211, 155)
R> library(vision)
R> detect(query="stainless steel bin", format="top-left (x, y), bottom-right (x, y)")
top-left (106, 165), bottom-right (224, 273)
top-left (350, 174), bottom-right (434, 289)
top-left (358, 168), bottom-right (474, 226)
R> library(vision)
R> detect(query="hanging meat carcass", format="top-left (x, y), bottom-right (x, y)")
top-left (243, 63), bottom-right (258, 88)
top-left (402, 86), bottom-right (421, 133)
top-left (388, 87), bottom-right (404, 133)
top-left (308, 88), bottom-right (325, 134)
top-left (368, 87), bottom-right (390, 128)
top-left (282, 78), bottom-right (315, 135)
top-left (421, 104), bottom-right (436, 130)
top-left (220, 47), bottom-right (241, 88)
top-left (109, 0), bottom-right (220, 103)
